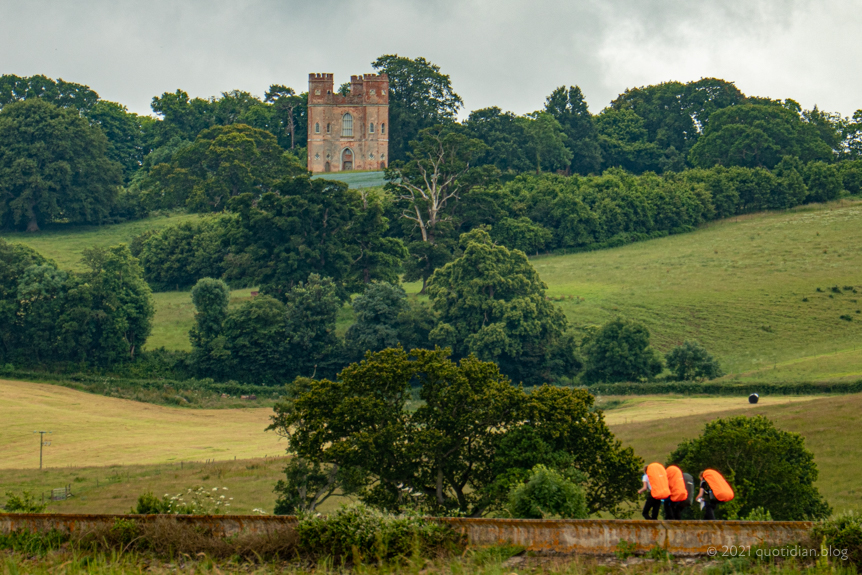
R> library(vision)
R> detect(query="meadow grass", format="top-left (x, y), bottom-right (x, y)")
top-left (0, 213), bottom-right (201, 270)
top-left (0, 379), bottom-right (283, 469)
top-left (534, 200), bottom-right (862, 378)
top-left (608, 392), bottom-right (862, 514)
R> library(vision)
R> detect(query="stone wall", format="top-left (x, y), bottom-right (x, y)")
top-left (0, 514), bottom-right (813, 556)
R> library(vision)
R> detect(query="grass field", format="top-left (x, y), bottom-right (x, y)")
top-left (609, 392), bottom-right (862, 514)
top-left (0, 379), bottom-right (282, 469)
top-left (2, 378), bottom-right (857, 516)
top-left (4, 199), bottom-right (862, 379)
top-left (0, 213), bottom-right (201, 270)
top-left (535, 200), bottom-right (862, 379)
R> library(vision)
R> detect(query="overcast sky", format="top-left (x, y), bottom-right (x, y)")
top-left (1, 0), bottom-right (860, 119)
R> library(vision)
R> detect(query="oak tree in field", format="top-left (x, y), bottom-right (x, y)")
top-left (0, 99), bottom-right (122, 231)
top-left (270, 347), bottom-right (641, 516)
top-left (582, 318), bottom-right (663, 384)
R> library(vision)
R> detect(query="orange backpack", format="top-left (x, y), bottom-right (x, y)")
top-left (665, 465), bottom-right (688, 503)
top-left (702, 469), bottom-right (735, 502)
top-left (646, 462), bottom-right (670, 499)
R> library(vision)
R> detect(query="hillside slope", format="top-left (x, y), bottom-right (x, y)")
top-left (609, 393), bottom-right (862, 513)
top-left (0, 379), bottom-right (281, 469)
top-left (537, 200), bottom-right (862, 379)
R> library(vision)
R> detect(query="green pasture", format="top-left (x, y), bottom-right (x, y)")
top-left (0, 212), bottom-right (201, 270)
top-left (610, 392), bottom-right (862, 514)
top-left (4, 199), bottom-right (862, 380)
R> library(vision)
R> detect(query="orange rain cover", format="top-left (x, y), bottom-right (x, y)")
top-left (702, 469), bottom-right (735, 502)
top-left (646, 462), bottom-right (670, 499)
top-left (665, 465), bottom-right (688, 502)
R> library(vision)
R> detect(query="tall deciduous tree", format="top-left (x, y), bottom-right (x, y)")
top-left (519, 112), bottom-right (573, 174)
top-left (426, 229), bottom-right (575, 384)
top-left (582, 319), bottom-right (663, 384)
top-left (264, 85), bottom-right (306, 150)
top-left (0, 99), bottom-right (122, 231)
top-left (371, 55), bottom-right (463, 162)
top-left (387, 127), bottom-right (494, 290)
top-left (143, 124), bottom-right (303, 211)
top-left (544, 86), bottom-right (602, 175)
top-left (269, 347), bottom-right (641, 516)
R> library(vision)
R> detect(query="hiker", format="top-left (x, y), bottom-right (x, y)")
top-left (664, 464), bottom-right (689, 519)
top-left (638, 463), bottom-right (670, 520)
top-left (696, 468), bottom-right (735, 520)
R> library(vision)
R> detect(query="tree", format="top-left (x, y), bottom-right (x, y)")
top-left (226, 177), bottom-right (403, 298)
top-left (668, 415), bottom-right (831, 520)
top-left (344, 282), bottom-right (409, 360)
top-left (269, 347), bottom-right (641, 516)
top-left (689, 103), bottom-right (834, 169)
top-left (665, 340), bottom-right (723, 381)
top-left (544, 86), bottom-right (602, 175)
top-left (264, 85), bottom-right (305, 150)
top-left (426, 229), bottom-right (573, 384)
top-left (85, 100), bottom-right (151, 181)
top-left (804, 161), bottom-right (843, 203)
top-left (0, 74), bottom-right (99, 114)
top-left (462, 107), bottom-right (533, 173)
top-left (219, 295), bottom-right (291, 384)
top-left (507, 465), bottom-right (589, 519)
top-left (0, 240), bottom-right (47, 361)
top-left (189, 278), bottom-right (231, 378)
top-left (371, 55), bottom-right (463, 162)
top-left (582, 319), bottom-right (663, 384)
top-left (519, 112), bottom-right (573, 174)
top-left (0, 99), bottom-right (122, 231)
top-left (282, 274), bottom-right (343, 379)
top-left (387, 127), bottom-right (495, 290)
top-left (143, 123), bottom-right (303, 211)
top-left (79, 245), bottom-right (154, 362)
top-left (489, 217), bottom-right (552, 255)
top-left (595, 108), bottom-right (663, 174)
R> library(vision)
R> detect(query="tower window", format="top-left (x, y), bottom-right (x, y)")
top-left (369, 122), bottom-right (375, 133)
top-left (326, 123), bottom-right (331, 134)
top-left (381, 123), bottom-right (386, 134)
top-left (342, 113), bottom-right (353, 137)
top-left (314, 122), bottom-right (320, 134)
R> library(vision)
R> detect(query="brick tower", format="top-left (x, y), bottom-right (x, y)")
top-left (307, 73), bottom-right (389, 173)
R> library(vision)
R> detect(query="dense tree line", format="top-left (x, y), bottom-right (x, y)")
top-left (0, 239), bottom-right (154, 366)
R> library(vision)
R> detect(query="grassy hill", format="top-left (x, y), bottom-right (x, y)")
top-left (608, 392), bottom-right (862, 514)
top-left (531, 200), bottom-right (862, 380)
top-left (3, 199), bottom-right (862, 378)
top-left (0, 379), bottom-right (281, 469)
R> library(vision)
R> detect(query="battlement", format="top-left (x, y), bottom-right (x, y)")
top-left (309, 73), bottom-right (333, 80)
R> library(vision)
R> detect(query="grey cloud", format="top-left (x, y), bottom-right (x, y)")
top-left (0, 0), bottom-right (858, 119)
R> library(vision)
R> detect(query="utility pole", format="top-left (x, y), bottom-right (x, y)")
top-left (34, 431), bottom-right (51, 469)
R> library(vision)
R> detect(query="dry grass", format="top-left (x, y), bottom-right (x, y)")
top-left (609, 392), bottom-right (862, 514)
top-left (0, 379), bottom-right (283, 469)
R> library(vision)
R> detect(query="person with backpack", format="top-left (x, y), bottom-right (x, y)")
top-left (697, 468), bottom-right (735, 520)
top-left (638, 463), bottom-right (670, 520)
top-left (664, 464), bottom-right (690, 519)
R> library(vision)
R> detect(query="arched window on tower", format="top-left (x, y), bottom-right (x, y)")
top-left (342, 113), bottom-right (353, 137)
top-left (381, 123), bottom-right (386, 135)
top-left (369, 122), bottom-right (375, 133)
top-left (314, 122), bottom-right (320, 134)
top-left (326, 123), bottom-right (331, 134)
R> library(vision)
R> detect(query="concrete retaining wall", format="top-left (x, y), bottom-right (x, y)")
top-left (0, 514), bottom-right (813, 556)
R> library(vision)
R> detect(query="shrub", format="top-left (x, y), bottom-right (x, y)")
top-left (582, 319), bottom-right (663, 384)
top-left (811, 511), bottom-right (862, 568)
top-left (130, 487), bottom-right (232, 515)
top-left (295, 503), bottom-right (465, 562)
top-left (665, 340), bottom-right (723, 381)
top-left (0, 529), bottom-right (68, 554)
top-left (2, 490), bottom-right (47, 513)
top-left (743, 507), bottom-right (773, 521)
top-left (668, 415), bottom-right (831, 520)
top-left (507, 465), bottom-right (589, 519)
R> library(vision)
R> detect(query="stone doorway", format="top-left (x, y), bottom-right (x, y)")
top-left (342, 148), bottom-right (353, 171)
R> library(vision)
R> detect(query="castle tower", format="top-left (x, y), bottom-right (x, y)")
top-left (307, 73), bottom-right (389, 173)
